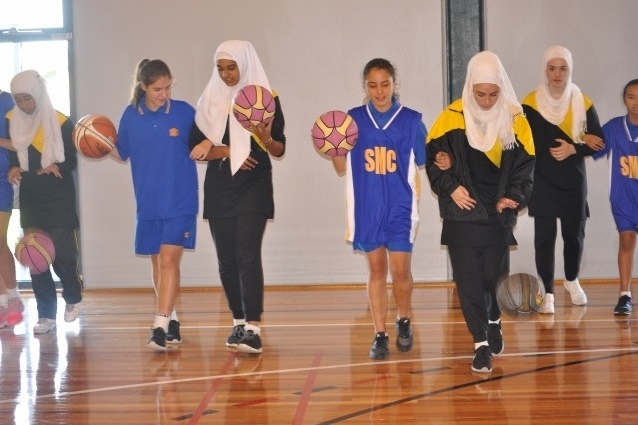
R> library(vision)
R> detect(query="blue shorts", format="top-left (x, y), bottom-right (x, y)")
top-left (353, 241), bottom-right (413, 253)
top-left (613, 210), bottom-right (638, 233)
top-left (135, 214), bottom-right (197, 255)
top-left (0, 179), bottom-right (13, 212)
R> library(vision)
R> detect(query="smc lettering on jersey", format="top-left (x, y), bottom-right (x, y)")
top-left (364, 146), bottom-right (397, 174)
top-left (620, 155), bottom-right (638, 179)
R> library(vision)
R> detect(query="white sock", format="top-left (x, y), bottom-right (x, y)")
top-left (621, 291), bottom-right (632, 298)
top-left (171, 307), bottom-right (178, 321)
top-left (245, 323), bottom-right (260, 335)
top-left (489, 318), bottom-right (501, 325)
top-left (6, 288), bottom-right (19, 298)
top-left (233, 318), bottom-right (246, 327)
top-left (153, 314), bottom-right (170, 331)
top-left (474, 341), bottom-right (489, 350)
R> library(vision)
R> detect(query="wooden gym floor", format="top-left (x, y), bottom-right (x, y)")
top-left (0, 281), bottom-right (636, 424)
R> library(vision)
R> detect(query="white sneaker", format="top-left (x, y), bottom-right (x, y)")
top-left (33, 318), bottom-right (56, 334)
top-left (64, 301), bottom-right (82, 322)
top-left (564, 279), bottom-right (587, 305)
top-left (536, 293), bottom-right (555, 314)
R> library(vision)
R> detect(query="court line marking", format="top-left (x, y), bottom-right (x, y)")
top-left (53, 317), bottom-right (635, 331)
top-left (186, 352), bottom-right (235, 424)
top-left (0, 346), bottom-right (636, 405)
top-left (317, 350), bottom-right (638, 424)
top-left (292, 350), bottom-right (323, 425)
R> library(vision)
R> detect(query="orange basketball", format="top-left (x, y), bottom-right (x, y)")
top-left (72, 114), bottom-right (117, 158)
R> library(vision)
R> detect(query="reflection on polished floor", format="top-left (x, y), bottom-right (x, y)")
top-left (0, 281), bottom-right (636, 424)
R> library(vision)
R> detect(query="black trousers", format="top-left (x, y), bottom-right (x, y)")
top-left (448, 245), bottom-right (509, 343)
top-left (534, 216), bottom-right (586, 293)
top-left (209, 213), bottom-right (267, 323)
top-left (31, 227), bottom-right (83, 319)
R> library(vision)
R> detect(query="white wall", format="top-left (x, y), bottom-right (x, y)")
top-left (485, 0), bottom-right (638, 279)
top-left (73, 0), bottom-right (637, 289)
top-left (72, 0), bottom-right (447, 288)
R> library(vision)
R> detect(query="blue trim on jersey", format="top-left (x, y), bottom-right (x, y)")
top-left (117, 97), bottom-right (198, 220)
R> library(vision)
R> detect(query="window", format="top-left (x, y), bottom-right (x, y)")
top-left (0, 0), bottom-right (72, 282)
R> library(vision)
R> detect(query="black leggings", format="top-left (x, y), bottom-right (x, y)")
top-left (209, 213), bottom-right (267, 322)
top-left (448, 245), bottom-right (509, 343)
top-left (534, 216), bottom-right (586, 294)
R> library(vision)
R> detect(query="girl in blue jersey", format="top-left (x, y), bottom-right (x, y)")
top-left (427, 51), bottom-right (534, 373)
top-left (593, 79), bottom-right (638, 316)
top-left (189, 40), bottom-right (286, 355)
top-left (331, 58), bottom-right (426, 360)
top-left (0, 89), bottom-right (22, 327)
top-left (111, 59), bottom-right (198, 351)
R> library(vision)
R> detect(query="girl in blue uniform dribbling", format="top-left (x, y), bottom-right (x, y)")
top-left (594, 79), bottom-right (638, 316)
top-left (331, 58), bottom-right (427, 360)
top-left (110, 59), bottom-right (198, 351)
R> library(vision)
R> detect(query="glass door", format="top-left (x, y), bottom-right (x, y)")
top-left (0, 0), bottom-right (72, 282)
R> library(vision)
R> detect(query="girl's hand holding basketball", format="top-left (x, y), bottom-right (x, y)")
top-left (249, 121), bottom-right (272, 146)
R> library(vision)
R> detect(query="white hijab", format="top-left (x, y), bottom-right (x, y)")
top-left (195, 40), bottom-right (271, 175)
top-left (535, 45), bottom-right (586, 142)
top-left (461, 51), bottom-right (522, 152)
top-left (10, 70), bottom-right (65, 170)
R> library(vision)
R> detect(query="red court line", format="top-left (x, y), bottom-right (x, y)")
top-left (292, 350), bottom-right (323, 425)
top-left (187, 352), bottom-right (236, 424)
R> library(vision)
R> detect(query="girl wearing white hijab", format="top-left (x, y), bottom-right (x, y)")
top-left (427, 51), bottom-right (535, 373)
top-left (189, 40), bottom-right (286, 354)
top-left (6, 70), bottom-right (83, 334)
top-left (522, 45), bottom-right (605, 314)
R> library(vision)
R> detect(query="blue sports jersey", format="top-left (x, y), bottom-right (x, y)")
top-left (345, 102), bottom-right (426, 244)
top-left (117, 98), bottom-right (198, 220)
top-left (0, 91), bottom-right (14, 211)
top-left (595, 116), bottom-right (638, 222)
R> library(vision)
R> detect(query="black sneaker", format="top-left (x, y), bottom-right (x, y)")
top-left (471, 345), bottom-right (493, 373)
top-left (614, 295), bottom-right (633, 316)
top-left (487, 322), bottom-right (504, 356)
top-left (226, 324), bottom-right (245, 348)
top-left (237, 330), bottom-right (262, 354)
top-left (369, 332), bottom-right (390, 360)
top-left (166, 320), bottom-right (182, 344)
top-left (395, 317), bottom-right (413, 352)
top-left (147, 327), bottom-right (167, 352)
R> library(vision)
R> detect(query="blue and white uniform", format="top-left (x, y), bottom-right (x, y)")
top-left (595, 116), bottom-right (638, 231)
top-left (345, 100), bottom-right (426, 248)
